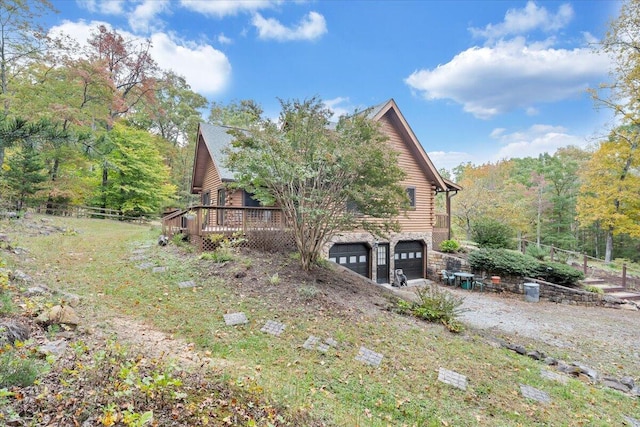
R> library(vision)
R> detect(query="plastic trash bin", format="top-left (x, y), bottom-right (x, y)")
top-left (523, 282), bottom-right (540, 302)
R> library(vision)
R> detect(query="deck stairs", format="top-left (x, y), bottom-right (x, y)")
top-left (581, 277), bottom-right (640, 301)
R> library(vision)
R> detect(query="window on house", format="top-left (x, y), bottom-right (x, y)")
top-left (406, 187), bottom-right (416, 208)
top-left (244, 191), bottom-right (262, 207)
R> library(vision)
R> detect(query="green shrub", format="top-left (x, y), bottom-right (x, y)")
top-left (298, 285), bottom-right (319, 301)
top-left (393, 285), bottom-right (465, 333)
top-left (0, 292), bottom-right (15, 316)
top-left (468, 248), bottom-right (585, 287)
top-left (199, 249), bottom-right (233, 263)
top-left (535, 262), bottom-right (584, 287)
top-left (468, 248), bottom-right (539, 277)
top-left (584, 285), bottom-right (604, 294)
top-left (439, 240), bottom-right (461, 253)
top-left (471, 218), bottom-right (515, 249)
top-left (525, 245), bottom-right (548, 261)
top-left (0, 350), bottom-right (43, 387)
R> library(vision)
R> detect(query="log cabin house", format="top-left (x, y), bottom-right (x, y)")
top-left (162, 99), bottom-right (460, 284)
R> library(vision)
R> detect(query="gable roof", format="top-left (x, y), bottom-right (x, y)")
top-left (191, 100), bottom-right (458, 194)
top-left (369, 99), bottom-right (449, 191)
top-left (191, 122), bottom-right (237, 193)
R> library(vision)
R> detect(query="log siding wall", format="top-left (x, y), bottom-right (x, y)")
top-left (377, 115), bottom-right (435, 233)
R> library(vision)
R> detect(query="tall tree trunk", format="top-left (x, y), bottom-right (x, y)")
top-left (604, 226), bottom-right (613, 263)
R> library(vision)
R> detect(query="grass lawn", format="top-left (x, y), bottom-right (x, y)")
top-left (2, 215), bottom-right (639, 426)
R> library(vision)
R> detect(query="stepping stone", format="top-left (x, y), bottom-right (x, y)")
top-left (261, 320), bottom-right (286, 336)
top-left (325, 337), bottom-right (339, 348)
top-left (137, 262), bottom-right (155, 270)
top-left (129, 255), bottom-right (147, 261)
top-left (223, 312), bottom-right (248, 326)
top-left (520, 384), bottom-right (551, 404)
top-left (131, 249), bottom-right (147, 255)
top-left (437, 367), bottom-right (467, 390)
top-left (540, 369), bottom-right (568, 384)
top-left (303, 335), bottom-right (330, 353)
top-left (177, 280), bottom-right (197, 289)
top-left (152, 266), bottom-right (167, 273)
top-left (355, 346), bottom-right (383, 367)
top-left (624, 416), bottom-right (640, 427)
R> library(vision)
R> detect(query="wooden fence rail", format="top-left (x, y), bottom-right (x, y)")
top-left (519, 239), bottom-right (638, 290)
top-left (34, 204), bottom-right (153, 224)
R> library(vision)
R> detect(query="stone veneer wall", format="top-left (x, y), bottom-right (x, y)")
top-left (428, 251), bottom-right (607, 307)
top-left (325, 231), bottom-right (433, 283)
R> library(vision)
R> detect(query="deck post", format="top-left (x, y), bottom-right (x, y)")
top-left (622, 263), bottom-right (627, 289)
top-left (583, 255), bottom-right (587, 275)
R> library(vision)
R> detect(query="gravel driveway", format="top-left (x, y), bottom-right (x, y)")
top-left (394, 283), bottom-right (640, 378)
top-left (449, 286), bottom-right (640, 377)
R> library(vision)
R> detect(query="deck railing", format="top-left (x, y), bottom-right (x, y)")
top-left (162, 205), bottom-right (288, 237)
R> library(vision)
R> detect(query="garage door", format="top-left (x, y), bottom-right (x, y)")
top-left (329, 243), bottom-right (370, 278)
top-left (394, 241), bottom-right (424, 280)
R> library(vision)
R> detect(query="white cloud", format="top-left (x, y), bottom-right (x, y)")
top-left (323, 97), bottom-right (352, 120)
top-left (77, 0), bottom-right (125, 15)
top-left (253, 11), bottom-right (327, 41)
top-left (491, 124), bottom-right (587, 160)
top-left (129, 0), bottom-right (170, 33)
top-left (218, 33), bottom-right (233, 45)
top-left (180, 0), bottom-right (275, 18)
top-left (405, 37), bottom-right (609, 119)
top-left (427, 151), bottom-right (476, 172)
top-left (406, 2), bottom-right (610, 119)
top-left (150, 33), bottom-right (231, 94)
top-left (48, 20), bottom-right (231, 95)
top-left (470, 1), bottom-right (574, 43)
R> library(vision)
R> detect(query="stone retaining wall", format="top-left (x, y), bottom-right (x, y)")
top-left (427, 251), bottom-right (621, 307)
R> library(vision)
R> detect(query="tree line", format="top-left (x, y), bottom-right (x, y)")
top-left (447, 0), bottom-right (640, 263)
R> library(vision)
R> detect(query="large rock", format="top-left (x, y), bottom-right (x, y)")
top-left (38, 339), bottom-right (68, 357)
top-left (58, 292), bottom-right (81, 308)
top-left (36, 305), bottom-right (80, 327)
top-left (0, 319), bottom-right (30, 344)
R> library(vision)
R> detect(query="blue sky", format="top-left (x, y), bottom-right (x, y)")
top-left (46, 0), bottom-right (620, 171)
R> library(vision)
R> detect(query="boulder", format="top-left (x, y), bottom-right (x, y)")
top-left (58, 292), bottom-right (81, 308)
top-left (24, 285), bottom-right (51, 296)
top-left (36, 305), bottom-right (80, 327)
top-left (11, 269), bottom-right (32, 283)
top-left (602, 377), bottom-right (631, 393)
top-left (37, 339), bottom-right (68, 357)
top-left (0, 319), bottom-right (30, 344)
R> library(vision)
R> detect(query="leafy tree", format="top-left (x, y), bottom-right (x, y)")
top-left (0, 0), bottom-right (55, 167)
top-left (129, 71), bottom-right (207, 206)
top-left (3, 134), bottom-right (47, 211)
top-left (208, 99), bottom-right (263, 128)
top-left (471, 217), bottom-right (515, 249)
top-left (91, 122), bottom-right (175, 216)
top-left (577, 126), bottom-right (640, 262)
top-left (225, 97), bottom-right (407, 270)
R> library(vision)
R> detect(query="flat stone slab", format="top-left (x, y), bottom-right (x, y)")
top-left (177, 280), bottom-right (197, 289)
top-left (325, 337), bottom-right (339, 348)
top-left (437, 367), bottom-right (467, 390)
top-left (624, 416), bottom-right (640, 427)
top-left (540, 369), bottom-right (568, 384)
top-left (129, 255), bottom-right (147, 261)
top-left (520, 384), bottom-right (551, 404)
top-left (131, 249), bottom-right (147, 255)
top-left (355, 346), bottom-right (383, 367)
top-left (152, 266), bottom-right (167, 273)
top-left (261, 320), bottom-right (286, 336)
top-left (137, 262), bottom-right (155, 270)
top-left (223, 312), bottom-right (248, 326)
top-left (303, 335), bottom-right (330, 353)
